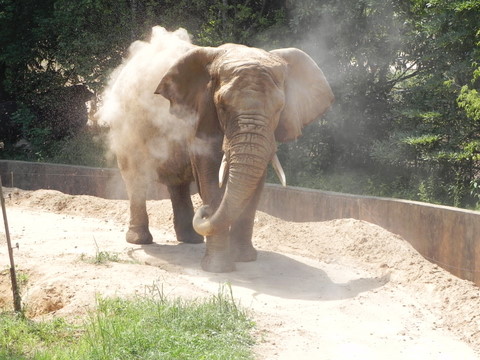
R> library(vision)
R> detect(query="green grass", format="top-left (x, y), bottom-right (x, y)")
top-left (0, 285), bottom-right (255, 360)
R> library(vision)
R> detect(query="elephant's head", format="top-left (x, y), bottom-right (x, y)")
top-left (155, 44), bottom-right (334, 237)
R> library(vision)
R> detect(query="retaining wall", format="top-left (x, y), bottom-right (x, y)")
top-left (0, 160), bottom-right (168, 200)
top-left (1, 160), bottom-right (479, 286)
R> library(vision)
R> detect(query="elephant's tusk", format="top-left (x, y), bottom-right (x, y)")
top-left (218, 153), bottom-right (228, 188)
top-left (272, 153), bottom-right (287, 187)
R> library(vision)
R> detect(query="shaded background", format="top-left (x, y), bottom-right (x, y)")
top-left (0, 0), bottom-right (479, 209)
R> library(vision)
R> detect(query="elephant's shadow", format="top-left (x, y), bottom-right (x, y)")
top-left (132, 241), bottom-right (388, 301)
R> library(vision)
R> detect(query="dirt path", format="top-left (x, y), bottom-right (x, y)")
top-left (1, 188), bottom-right (479, 359)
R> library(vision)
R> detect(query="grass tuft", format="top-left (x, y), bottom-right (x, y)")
top-left (80, 251), bottom-right (120, 265)
top-left (80, 238), bottom-right (121, 265)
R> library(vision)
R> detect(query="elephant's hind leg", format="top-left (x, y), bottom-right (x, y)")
top-left (125, 191), bottom-right (153, 245)
top-left (168, 183), bottom-right (204, 244)
top-left (120, 156), bottom-right (153, 245)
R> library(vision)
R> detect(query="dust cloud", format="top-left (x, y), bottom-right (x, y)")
top-left (97, 26), bottom-right (196, 177)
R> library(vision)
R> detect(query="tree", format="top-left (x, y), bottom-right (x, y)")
top-left (1, 0), bottom-right (134, 158)
top-left (374, 0), bottom-right (480, 206)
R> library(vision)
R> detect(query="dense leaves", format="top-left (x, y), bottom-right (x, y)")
top-left (0, 0), bottom-right (479, 208)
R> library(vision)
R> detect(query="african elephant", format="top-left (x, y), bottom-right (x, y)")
top-left (99, 27), bottom-right (202, 245)
top-left (156, 43), bottom-right (334, 272)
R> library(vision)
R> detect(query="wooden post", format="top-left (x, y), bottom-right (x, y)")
top-left (0, 176), bottom-right (21, 312)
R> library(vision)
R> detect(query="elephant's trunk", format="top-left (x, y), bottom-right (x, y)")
top-left (193, 124), bottom-right (275, 236)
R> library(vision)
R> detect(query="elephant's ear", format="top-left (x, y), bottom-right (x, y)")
top-left (155, 47), bottom-right (224, 117)
top-left (270, 48), bottom-right (334, 142)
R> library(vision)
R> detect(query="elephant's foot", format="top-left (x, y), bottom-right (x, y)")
top-left (232, 245), bottom-right (257, 262)
top-left (126, 225), bottom-right (153, 245)
top-left (201, 251), bottom-right (235, 273)
top-left (176, 229), bottom-right (204, 244)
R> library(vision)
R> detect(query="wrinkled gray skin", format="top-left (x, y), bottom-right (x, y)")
top-left (156, 44), bottom-right (334, 272)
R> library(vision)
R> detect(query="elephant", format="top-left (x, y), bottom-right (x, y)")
top-left (155, 43), bottom-right (334, 272)
top-left (99, 27), bottom-right (202, 246)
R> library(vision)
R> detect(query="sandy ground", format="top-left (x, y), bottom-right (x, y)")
top-left (1, 187), bottom-right (479, 359)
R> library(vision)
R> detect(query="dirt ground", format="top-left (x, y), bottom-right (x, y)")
top-left (1, 187), bottom-right (479, 359)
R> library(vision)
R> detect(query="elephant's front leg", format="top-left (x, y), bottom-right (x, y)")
top-left (167, 183), bottom-right (203, 244)
top-left (191, 137), bottom-right (235, 272)
top-left (229, 206), bottom-right (258, 263)
top-left (202, 231), bottom-right (235, 272)
top-left (229, 173), bottom-right (265, 262)
top-left (196, 181), bottom-right (236, 272)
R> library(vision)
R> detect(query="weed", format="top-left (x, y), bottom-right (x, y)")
top-left (80, 237), bottom-right (122, 265)
top-left (16, 271), bottom-right (29, 289)
top-left (80, 251), bottom-right (120, 265)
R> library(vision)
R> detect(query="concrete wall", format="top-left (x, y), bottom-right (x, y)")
top-left (1, 160), bottom-right (479, 286)
top-left (0, 160), bottom-right (168, 200)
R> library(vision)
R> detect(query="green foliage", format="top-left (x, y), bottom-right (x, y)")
top-left (0, 313), bottom-right (76, 359)
top-left (49, 0), bottom-right (133, 92)
top-left (361, 0), bottom-right (480, 208)
top-left (471, 179), bottom-right (480, 209)
top-left (195, 0), bottom-right (287, 47)
top-left (402, 134), bottom-right (442, 151)
top-left (48, 128), bottom-right (111, 167)
top-left (284, 0), bottom-right (412, 170)
top-left (0, 286), bottom-right (254, 360)
top-left (274, 120), bottom-right (335, 186)
top-left (458, 86), bottom-right (480, 122)
top-left (10, 104), bottom-right (52, 158)
top-left (1, 123), bottom-right (109, 166)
